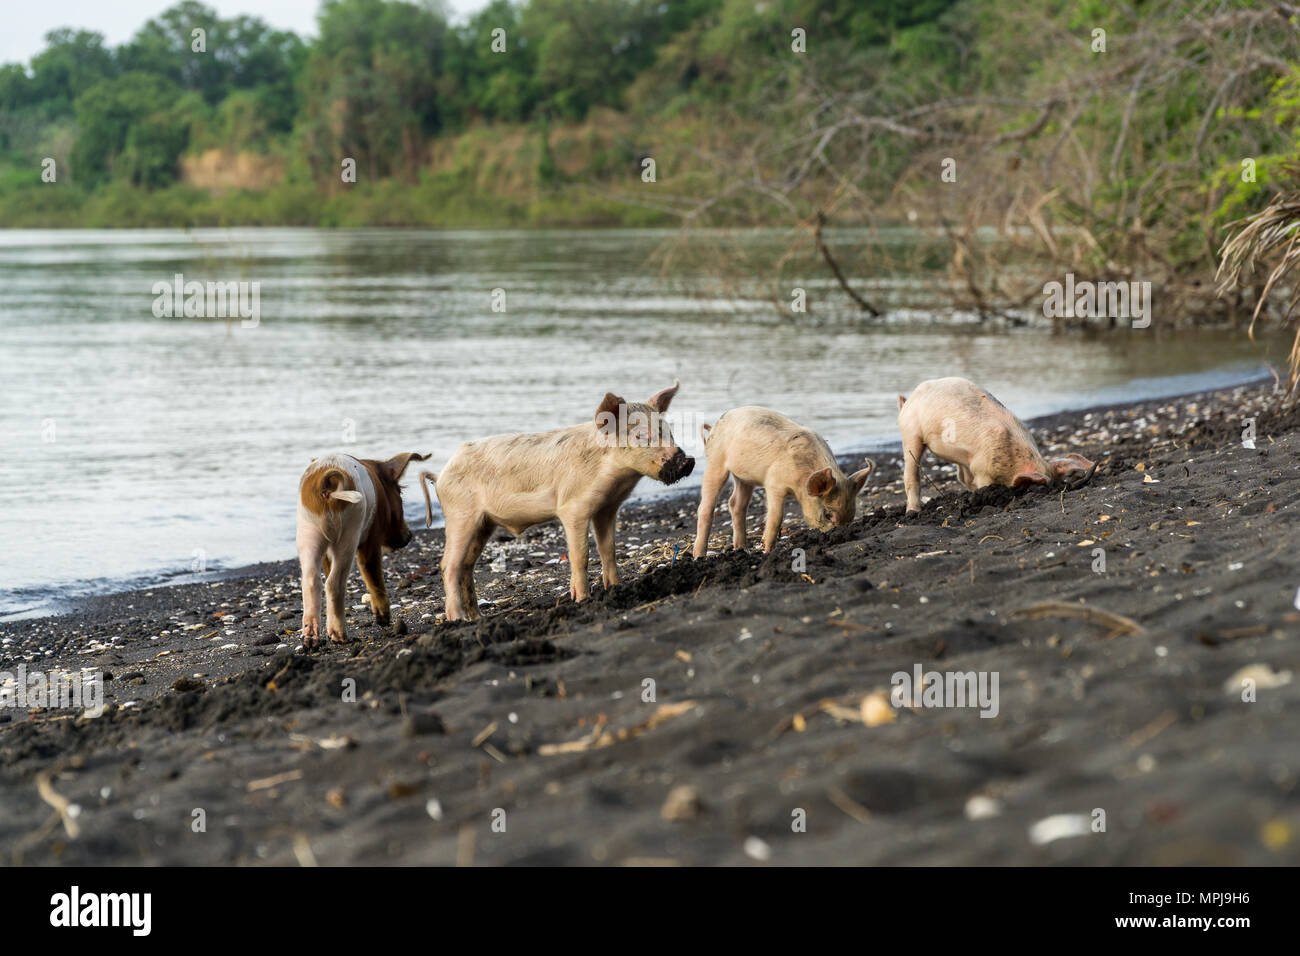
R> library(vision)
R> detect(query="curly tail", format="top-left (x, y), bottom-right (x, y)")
top-left (418, 470), bottom-right (439, 528)
top-left (302, 466), bottom-right (363, 514)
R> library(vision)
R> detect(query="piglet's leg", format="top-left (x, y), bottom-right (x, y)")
top-left (461, 522), bottom-right (492, 619)
top-left (357, 543), bottom-right (390, 626)
top-left (760, 486), bottom-right (785, 552)
top-left (297, 529), bottom-right (325, 647)
top-left (561, 511), bottom-right (592, 602)
top-left (957, 464), bottom-right (975, 490)
top-left (441, 521), bottom-right (470, 621)
top-left (592, 504), bottom-right (619, 590)
top-left (729, 478), bottom-right (754, 550)
top-left (324, 548), bottom-right (355, 644)
top-left (903, 436), bottom-right (926, 513)
top-left (693, 463), bottom-right (728, 558)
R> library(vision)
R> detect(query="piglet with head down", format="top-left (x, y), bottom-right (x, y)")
top-left (897, 377), bottom-right (1095, 514)
top-left (692, 406), bottom-right (874, 556)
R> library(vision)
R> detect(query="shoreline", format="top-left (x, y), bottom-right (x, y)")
top-left (2, 375), bottom-right (1298, 865)
top-left (2, 368), bottom-right (1276, 624)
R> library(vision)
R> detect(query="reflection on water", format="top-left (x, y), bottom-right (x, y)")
top-left (0, 228), bottom-right (1278, 614)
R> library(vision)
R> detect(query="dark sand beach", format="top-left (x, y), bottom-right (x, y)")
top-left (2, 379), bottom-right (1298, 865)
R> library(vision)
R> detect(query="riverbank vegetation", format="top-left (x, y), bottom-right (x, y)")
top-left (1, 0), bottom-right (1299, 339)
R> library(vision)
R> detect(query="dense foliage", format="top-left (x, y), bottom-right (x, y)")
top-left (0, 0), bottom-right (965, 195)
top-left (0, 0), bottom-right (1295, 291)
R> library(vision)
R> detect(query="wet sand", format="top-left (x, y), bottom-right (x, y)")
top-left (2, 379), bottom-right (1298, 865)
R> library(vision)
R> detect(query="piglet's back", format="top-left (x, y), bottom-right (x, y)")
top-left (900, 377), bottom-right (1048, 480)
top-left (712, 406), bottom-right (819, 449)
top-left (441, 425), bottom-right (600, 492)
top-left (902, 377), bottom-right (1018, 435)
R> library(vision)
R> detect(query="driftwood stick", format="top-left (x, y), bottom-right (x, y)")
top-left (812, 211), bottom-right (882, 317)
top-left (1011, 600), bottom-right (1144, 636)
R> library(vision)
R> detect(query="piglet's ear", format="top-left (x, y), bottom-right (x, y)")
top-left (383, 451), bottom-right (430, 481)
top-left (806, 467), bottom-right (835, 498)
top-left (850, 459), bottom-right (875, 493)
top-left (1012, 472), bottom-right (1050, 487)
top-left (647, 379), bottom-right (680, 412)
top-left (1050, 453), bottom-right (1095, 476)
top-left (596, 393), bottom-right (624, 423)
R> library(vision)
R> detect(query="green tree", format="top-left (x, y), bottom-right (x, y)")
top-left (118, 1), bottom-right (305, 121)
top-left (0, 64), bottom-right (34, 112)
top-left (298, 0), bottom-right (447, 181)
top-left (522, 0), bottom-right (686, 119)
top-left (28, 30), bottom-right (117, 117)
top-left (443, 0), bottom-right (539, 123)
top-left (72, 73), bottom-right (187, 185)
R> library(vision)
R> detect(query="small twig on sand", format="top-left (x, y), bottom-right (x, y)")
top-left (827, 618), bottom-right (870, 631)
top-left (457, 824), bottom-right (477, 867)
top-left (13, 817), bottom-right (59, 865)
top-left (538, 701), bottom-right (697, 756)
top-left (1011, 600), bottom-right (1144, 637)
top-left (247, 769), bottom-right (304, 792)
top-left (827, 786), bottom-right (873, 824)
top-left (908, 450), bottom-right (946, 499)
top-left (293, 833), bottom-right (319, 867)
top-left (1216, 624), bottom-right (1270, 640)
top-left (632, 595), bottom-right (671, 613)
top-left (266, 659), bottom-right (294, 690)
top-left (1125, 709), bottom-right (1178, 750)
top-left (36, 770), bottom-right (81, 839)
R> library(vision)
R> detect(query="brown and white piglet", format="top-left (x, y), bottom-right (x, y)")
top-left (297, 451), bottom-right (429, 646)
top-left (693, 406), bottom-right (873, 557)
top-left (423, 381), bottom-right (693, 621)
top-left (896, 376), bottom-right (1095, 513)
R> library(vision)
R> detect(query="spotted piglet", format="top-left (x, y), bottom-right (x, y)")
top-left (297, 452), bottom-right (429, 646)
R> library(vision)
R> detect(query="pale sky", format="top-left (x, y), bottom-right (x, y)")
top-left (0, 0), bottom-right (490, 66)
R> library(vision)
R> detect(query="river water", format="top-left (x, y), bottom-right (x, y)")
top-left (0, 227), bottom-right (1274, 616)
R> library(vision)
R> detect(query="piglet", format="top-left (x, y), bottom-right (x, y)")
top-left (693, 406), bottom-right (874, 557)
top-left (297, 451), bottom-right (429, 646)
top-left (896, 377), bottom-right (1095, 513)
top-left (424, 381), bottom-right (693, 621)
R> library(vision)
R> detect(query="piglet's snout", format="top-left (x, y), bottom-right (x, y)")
top-left (659, 450), bottom-right (695, 485)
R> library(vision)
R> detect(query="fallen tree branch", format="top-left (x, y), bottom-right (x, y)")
top-left (1010, 600), bottom-right (1144, 636)
top-left (36, 769), bottom-right (81, 839)
top-left (811, 210), bottom-right (882, 316)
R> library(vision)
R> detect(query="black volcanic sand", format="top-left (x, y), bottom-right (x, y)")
top-left (2, 380), bottom-right (1299, 865)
